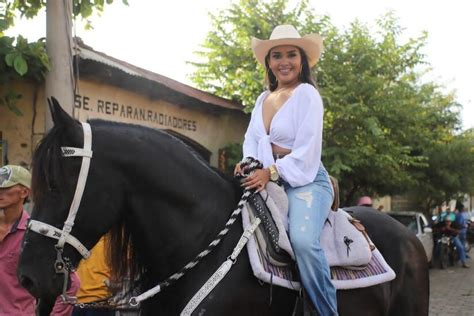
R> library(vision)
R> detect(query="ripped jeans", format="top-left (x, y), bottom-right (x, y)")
top-left (285, 165), bottom-right (338, 316)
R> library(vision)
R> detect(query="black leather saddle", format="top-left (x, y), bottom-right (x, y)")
top-left (247, 192), bottom-right (293, 266)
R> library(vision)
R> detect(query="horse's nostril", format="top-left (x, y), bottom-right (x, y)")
top-left (19, 275), bottom-right (34, 291)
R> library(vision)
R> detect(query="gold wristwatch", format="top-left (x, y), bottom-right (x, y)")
top-left (268, 165), bottom-right (279, 182)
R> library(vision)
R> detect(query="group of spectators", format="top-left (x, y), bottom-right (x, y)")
top-left (0, 165), bottom-right (119, 315)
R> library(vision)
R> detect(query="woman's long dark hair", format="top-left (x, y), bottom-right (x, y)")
top-left (264, 46), bottom-right (316, 91)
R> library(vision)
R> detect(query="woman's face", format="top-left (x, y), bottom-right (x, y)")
top-left (268, 45), bottom-right (302, 87)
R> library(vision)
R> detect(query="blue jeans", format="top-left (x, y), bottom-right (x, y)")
top-left (285, 165), bottom-right (338, 316)
top-left (459, 227), bottom-right (467, 251)
top-left (452, 235), bottom-right (467, 264)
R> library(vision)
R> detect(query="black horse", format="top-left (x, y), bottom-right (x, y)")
top-left (18, 99), bottom-right (429, 315)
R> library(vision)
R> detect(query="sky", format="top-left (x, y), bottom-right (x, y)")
top-left (7, 0), bottom-right (474, 130)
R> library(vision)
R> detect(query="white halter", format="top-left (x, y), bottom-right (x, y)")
top-left (28, 122), bottom-right (93, 259)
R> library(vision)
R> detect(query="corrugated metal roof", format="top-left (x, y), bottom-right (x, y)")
top-left (74, 40), bottom-right (245, 114)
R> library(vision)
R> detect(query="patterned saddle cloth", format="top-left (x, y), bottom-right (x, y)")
top-left (242, 182), bottom-right (396, 290)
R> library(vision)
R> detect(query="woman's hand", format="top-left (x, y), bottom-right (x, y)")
top-left (242, 168), bottom-right (270, 192)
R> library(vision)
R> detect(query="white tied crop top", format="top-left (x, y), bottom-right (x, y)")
top-left (242, 83), bottom-right (324, 187)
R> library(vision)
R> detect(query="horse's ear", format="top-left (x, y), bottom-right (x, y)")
top-left (48, 97), bottom-right (76, 128)
top-left (48, 97), bottom-right (82, 144)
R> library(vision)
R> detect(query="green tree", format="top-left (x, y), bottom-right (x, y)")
top-left (409, 131), bottom-right (474, 214)
top-left (191, 0), bottom-right (462, 206)
top-left (318, 14), bottom-right (460, 205)
top-left (0, 0), bottom-right (128, 114)
top-left (190, 0), bottom-right (326, 112)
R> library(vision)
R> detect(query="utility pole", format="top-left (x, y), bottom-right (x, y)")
top-left (45, 0), bottom-right (75, 130)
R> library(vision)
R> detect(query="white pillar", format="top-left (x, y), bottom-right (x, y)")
top-left (45, 0), bottom-right (74, 130)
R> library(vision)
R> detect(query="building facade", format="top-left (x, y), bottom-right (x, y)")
top-left (0, 43), bottom-right (249, 169)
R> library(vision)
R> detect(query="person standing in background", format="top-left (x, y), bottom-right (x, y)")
top-left (0, 165), bottom-right (79, 315)
top-left (73, 236), bottom-right (115, 316)
top-left (357, 196), bottom-right (373, 207)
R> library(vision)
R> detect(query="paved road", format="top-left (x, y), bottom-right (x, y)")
top-left (429, 259), bottom-right (474, 316)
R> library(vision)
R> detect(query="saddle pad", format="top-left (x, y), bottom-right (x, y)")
top-left (242, 205), bottom-right (396, 290)
top-left (256, 184), bottom-right (373, 268)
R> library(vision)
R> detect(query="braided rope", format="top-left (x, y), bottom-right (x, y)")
top-left (158, 157), bottom-right (262, 289)
top-left (129, 158), bottom-right (263, 305)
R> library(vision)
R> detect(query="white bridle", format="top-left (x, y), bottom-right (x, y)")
top-left (27, 122), bottom-right (93, 301)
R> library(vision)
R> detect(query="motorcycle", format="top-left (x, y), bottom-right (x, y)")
top-left (433, 233), bottom-right (456, 269)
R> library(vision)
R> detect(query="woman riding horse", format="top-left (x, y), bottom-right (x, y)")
top-left (235, 24), bottom-right (337, 315)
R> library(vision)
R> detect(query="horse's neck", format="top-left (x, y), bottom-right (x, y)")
top-left (117, 148), bottom-right (239, 279)
top-left (95, 125), bottom-right (240, 279)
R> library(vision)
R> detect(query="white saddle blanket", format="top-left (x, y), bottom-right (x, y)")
top-left (253, 183), bottom-right (373, 268)
top-left (242, 183), bottom-right (396, 290)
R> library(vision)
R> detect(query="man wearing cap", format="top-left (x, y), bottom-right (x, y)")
top-left (0, 165), bottom-right (80, 315)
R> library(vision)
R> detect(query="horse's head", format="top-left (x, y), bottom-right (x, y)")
top-left (18, 98), bottom-right (123, 302)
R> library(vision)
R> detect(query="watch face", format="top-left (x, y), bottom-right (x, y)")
top-left (270, 168), bottom-right (279, 181)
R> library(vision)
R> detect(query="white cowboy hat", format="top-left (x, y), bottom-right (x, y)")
top-left (251, 25), bottom-right (323, 67)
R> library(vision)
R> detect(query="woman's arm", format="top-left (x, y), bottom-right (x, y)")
top-left (275, 85), bottom-right (324, 187)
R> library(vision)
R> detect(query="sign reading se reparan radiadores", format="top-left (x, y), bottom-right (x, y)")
top-left (74, 94), bottom-right (197, 132)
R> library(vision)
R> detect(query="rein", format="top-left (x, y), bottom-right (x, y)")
top-left (26, 121), bottom-right (263, 309)
top-left (128, 157), bottom-right (262, 306)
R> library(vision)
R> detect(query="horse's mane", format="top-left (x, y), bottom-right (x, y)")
top-left (31, 125), bottom-right (69, 205)
top-left (98, 121), bottom-right (244, 288)
top-left (95, 119), bottom-right (216, 172)
top-left (98, 120), bottom-right (244, 293)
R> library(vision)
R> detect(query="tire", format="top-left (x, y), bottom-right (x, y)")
top-left (465, 241), bottom-right (471, 253)
top-left (448, 245), bottom-right (456, 266)
top-left (439, 243), bottom-right (449, 269)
